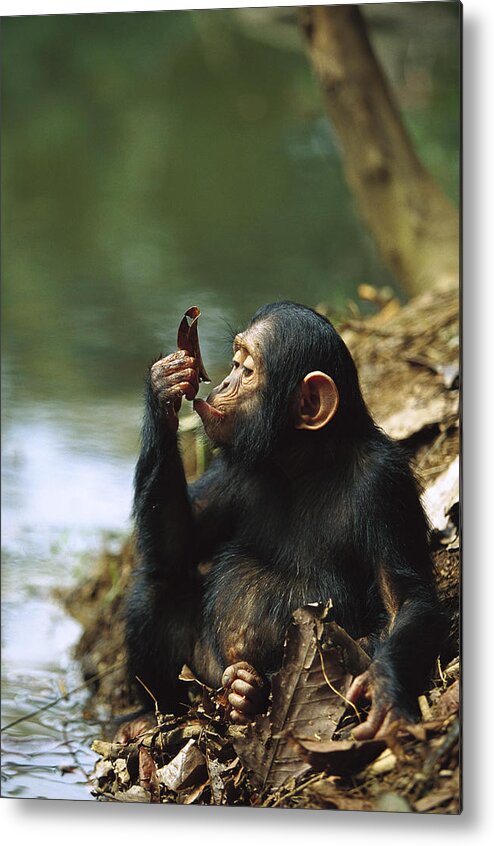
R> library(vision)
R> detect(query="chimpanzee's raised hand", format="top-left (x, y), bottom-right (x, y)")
top-left (150, 351), bottom-right (199, 432)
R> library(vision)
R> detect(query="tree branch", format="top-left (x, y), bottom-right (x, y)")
top-left (300, 4), bottom-right (459, 295)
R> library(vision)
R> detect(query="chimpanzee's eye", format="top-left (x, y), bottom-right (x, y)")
top-left (242, 354), bottom-right (255, 376)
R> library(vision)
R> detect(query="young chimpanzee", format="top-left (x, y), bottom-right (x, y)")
top-left (126, 302), bottom-right (447, 738)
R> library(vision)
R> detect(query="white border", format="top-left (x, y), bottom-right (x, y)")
top-left (0, 0), bottom-right (476, 15)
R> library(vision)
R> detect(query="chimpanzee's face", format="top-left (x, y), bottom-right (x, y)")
top-left (193, 323), bottom-right (266, 445)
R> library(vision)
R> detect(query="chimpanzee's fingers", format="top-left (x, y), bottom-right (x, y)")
top-left (230, 660), bottom-right (257, 672)
top-left (235, 666), bottom-right (265, 689)
top-left (231, 678), bottom-right (267, 712)
top-left (183, 372), bottom-right (199, 400)
top-left (351, 703), bottom-right (387, 740)
top-left (221, 666), bottom-right (237, 689)
top-left (152, 364), bottom-right (197, 388)
top-left (222, 661), bottom-right (266, 710)
top-left (231, 679), bottom-right (255, 700)
top-left (228, 692), bottom-right (252, 712)
top-left (162, 370), bottom-right (199, 399)
top-left (229, 688), bottom-right (259, 716)
top-left (161, 368), bottom-right (198, 387)
top-left (155, 379), bottom-right (199, 407)
top-left (155, 384), bottom-right (186, 402)
top-left (375, 709), bottom-right (402, 739)
top-left (152, 352), bottom-right (196, 375)
top-left (346, 672), bottom-right (371, 704)
top-left (151, 357), bottom-right (197, 393)
top-left (222, 661), bottom-right (258, 688)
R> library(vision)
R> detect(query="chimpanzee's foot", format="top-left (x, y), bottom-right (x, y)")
top-left (221, 661), bottom-right (269, 724)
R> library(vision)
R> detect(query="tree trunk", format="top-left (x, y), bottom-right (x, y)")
top-left (300, 4), bottom-right (459, 296)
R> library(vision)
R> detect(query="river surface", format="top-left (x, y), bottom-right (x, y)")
top-left (1, 6), bottom-right (459, 800)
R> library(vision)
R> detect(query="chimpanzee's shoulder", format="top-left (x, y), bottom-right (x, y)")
top-left (353, 429), bottom-right (418, 496)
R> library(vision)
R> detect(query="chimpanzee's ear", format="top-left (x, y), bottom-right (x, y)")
top-left (294, 371), bottom-right (339, 431)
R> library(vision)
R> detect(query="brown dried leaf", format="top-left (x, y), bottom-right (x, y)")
top-left (179, 664), bottom-right (217, 716)
top-left (206, 753), bottom-right (228, 805)
top-left (414, 789), bottom-right (455, 813)
top-left (180, 779), bottom-right (209, 805)
top-left (176, 306), bottom-right (210, 382)
top-left (113, 715), bottom-right (157, 745)
top-left (431, 680), bottom-right (460, 720)
top-left (92, 758), bottom-right (114, 783)
top-left (114, 757), bottom-right (130, 788)
top-left (233, 604), bottom-right (370, 792)
top-left (287, 736), bottom-right (386, 776)
top-left (91, 740), bottom-right (113, 758)
top-left (114, 785), bottom-right (151, 803)
top-left (156, 739), bottom-right (207, 792)
top-left (304, 777), bottom-right (374, 811)
top-left (422, 457), bottom-right (459, 533)
top-left (178, 664), bottom-right (200, 683)
top-left (403, 723), bottom-right (427, 742)
top-left (138, 747), bottom-right (160, 802)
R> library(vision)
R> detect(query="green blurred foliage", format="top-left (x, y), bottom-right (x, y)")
top-left (1, 5), bottom-right (459, 405)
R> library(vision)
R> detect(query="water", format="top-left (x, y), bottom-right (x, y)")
top-left (1, 402), bottom-right (136, 799)
top-left (1, 6), bottom-right (459, 800)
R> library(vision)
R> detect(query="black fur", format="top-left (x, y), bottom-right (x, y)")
top-left (126, 302), bottom-right (447, 718)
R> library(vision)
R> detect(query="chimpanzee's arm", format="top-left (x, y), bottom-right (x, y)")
top-left (133, 359), bottom-right (233, 581)
top-left (348, 457), bottom-right (449, 738)
top-left (126, 357), bottom-right (233, 709)
top-left (133, 371), bottom-right (197, 580)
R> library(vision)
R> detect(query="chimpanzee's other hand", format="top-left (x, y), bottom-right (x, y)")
top-left (150, 351), bottom-right (199, 429)
top-left (347, 668), bottom-right (412, 740)
top-left (222, 661), bottom-right (269, 724)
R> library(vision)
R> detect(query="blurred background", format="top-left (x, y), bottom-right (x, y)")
top-left (1, 3), bottom-right (459, 799)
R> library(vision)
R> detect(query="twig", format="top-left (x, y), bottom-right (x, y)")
top-left (316, 643), bottom-right (361, 722)
top-left (436, 657), bottom-right (447, 687)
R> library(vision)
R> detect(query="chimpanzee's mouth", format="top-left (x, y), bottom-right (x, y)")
top-left (193, 398), bottom-right (225, 421)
